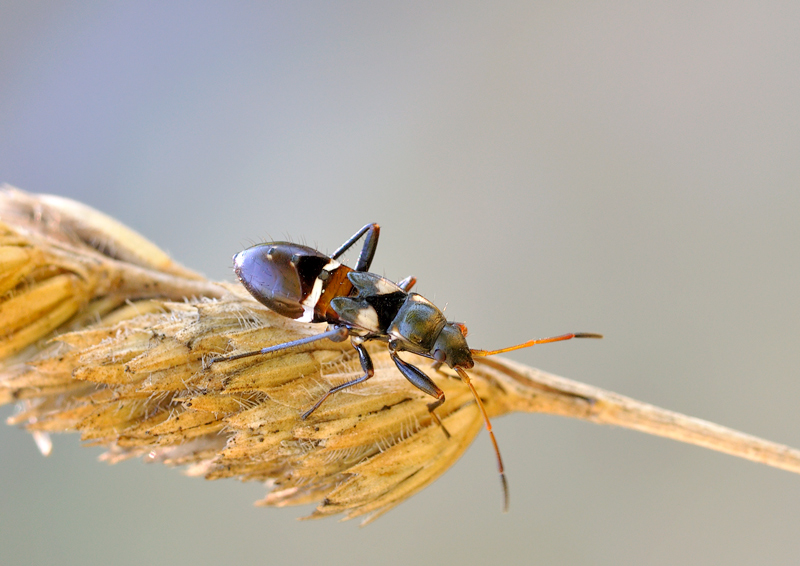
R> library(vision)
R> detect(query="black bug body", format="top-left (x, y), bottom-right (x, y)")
top-left (228, 223), bottom-right (465, 420)
top-left (212, 223), bottom-right (601, 510)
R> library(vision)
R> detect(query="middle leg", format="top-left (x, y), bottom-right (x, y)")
top-left (301, 339), bottom-right (375, 419)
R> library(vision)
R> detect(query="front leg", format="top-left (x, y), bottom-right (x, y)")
top-left (390, 350), bottom-right (451, 439)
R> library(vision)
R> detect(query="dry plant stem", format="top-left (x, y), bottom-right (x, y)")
top-left (2, 186), bottom-right (799, 524)
top-left (478, 357), bottom-right (800, 474)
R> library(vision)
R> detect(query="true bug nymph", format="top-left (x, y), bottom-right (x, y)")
top-left (208, 223), bottom-right (601, 509)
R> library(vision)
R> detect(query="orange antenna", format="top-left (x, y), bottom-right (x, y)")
top-left (455, 366), bottom-right (509, 512)
top-left (463, 331), bottom-right (601, 510)
top-left (471, 332), bottom-right (603, 358)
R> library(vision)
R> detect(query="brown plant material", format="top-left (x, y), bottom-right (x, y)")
top-left (2, 186), bottom-right (800, 524)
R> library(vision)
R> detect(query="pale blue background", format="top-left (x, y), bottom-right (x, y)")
top-left (1, 3), bottom-right (799, 565)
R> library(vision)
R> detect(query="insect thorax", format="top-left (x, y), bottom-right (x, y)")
top-left (387, 294), bottom-right (447, 351)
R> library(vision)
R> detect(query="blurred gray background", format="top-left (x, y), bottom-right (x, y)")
top-left (1, 2), bottom-right (799, 565)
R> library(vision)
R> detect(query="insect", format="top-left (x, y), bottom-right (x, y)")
top-left (208, 223), bottom-right (601, 509)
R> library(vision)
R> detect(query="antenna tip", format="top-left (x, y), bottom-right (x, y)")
top-left (574, 333), bottom-right (603, 339)
top-left (501, 473), bottom-right (510, 513)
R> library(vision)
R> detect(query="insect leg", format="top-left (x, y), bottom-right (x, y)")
top-left (396, 275), bottom-right (417, 291)
top-left (429, 360), bottom-right (451, 378)
top-left (301, 340), bottom-right (375, 419)
top-left (390, 351), bottom-right (451, 439)
top-left (330, 223), bottom-right (380, 272)
top-left (205, 325), bottom-right (349, 368)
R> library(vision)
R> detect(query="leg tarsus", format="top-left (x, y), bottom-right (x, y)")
top-left (300, 371), bottom-right (371, 419)
top-left (427, 395), bottom-right (451, 439)
top-left (302, 340), bottom-right (374, 419)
